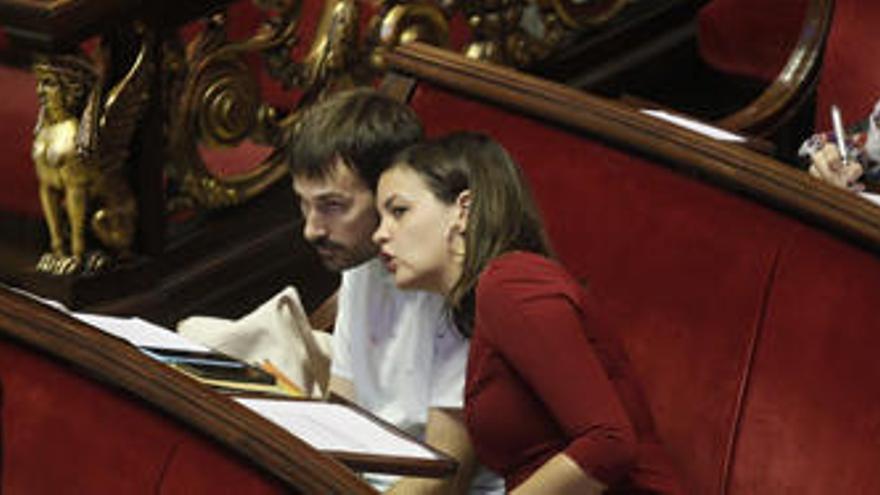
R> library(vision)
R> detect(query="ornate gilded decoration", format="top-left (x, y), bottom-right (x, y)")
top-left (32, 28), bottom-right (155, 275)
top-left (165, 10), bottom-right (285, 210)
top-left (452, 0), bottom-right (626, 66)
top-left (368, 1), bottom-right (451, 68)
top-left (163, 0), bottom-right (630, 211)
top-left (166, 0), bottom-right (372, 210)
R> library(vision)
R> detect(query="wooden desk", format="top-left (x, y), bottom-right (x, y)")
top-left (0, 286), bottom-right (455, 492)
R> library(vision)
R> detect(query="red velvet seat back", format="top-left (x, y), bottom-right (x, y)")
top-left (411, 84), bottom-right (791, 493)
top-left (0, 65), bottom-right (40, 218)
top-left (727, 226), bottom-right (880, 493)
top-left (698, 0), bottom-right (809, 82)
top-left (409, 81), bottom-right (880, 494)
top-left (0, 339), bottom-right (287, 493)
top-left (815, 0), bottom-right (880, 129)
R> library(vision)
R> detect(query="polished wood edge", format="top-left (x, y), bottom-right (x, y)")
top-left (0, 287), bottom-right (376, 494)
top-left (384, 41), bottom-right (880, 252)
top-left (325, 394), bottom-right (459, 477)
top-left (716, 0), bottom-right (834, 133)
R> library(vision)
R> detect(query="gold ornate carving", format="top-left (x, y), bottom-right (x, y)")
top-left (163, 0), bottom-right (626, 211)
top-left (165, 10), bottom-right (285, 210)
top-left (166, 0), bottom-right (374, 210)
top-left (453, 0), bottom-right (559, 66)
top-left (453, 0), bottom-right (626, 67)
top-left (368, 1), bottom-right (451, 68)
top-left (32, 28), bottom-right (155, 275)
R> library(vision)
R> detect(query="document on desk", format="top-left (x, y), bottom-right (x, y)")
top-left (861, 192), bottom-right (880, 208)
top-left (4, 284), bottom-right (207, 352)
top-left (236, 398), bottom-right (440, 460)
top-left (641, 109), bottom-right (747, 143)
top-left (72, 312), bottom-right (210, 353)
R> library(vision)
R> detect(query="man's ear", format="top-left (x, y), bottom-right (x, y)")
top-left (454, 190), bottom-right (472, 233)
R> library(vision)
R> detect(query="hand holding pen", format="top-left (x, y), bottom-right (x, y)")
top-left (806, 106), bottom-right (865, 191)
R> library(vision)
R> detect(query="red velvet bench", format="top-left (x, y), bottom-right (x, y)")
top-left (386, 42), bottom-right (880, 495)
top-left (814, 0), bottom-right (880, 129)
top-left (0, 64), bottom-right (40, 218)
top-left (0, 288), bottom-right (375, 493)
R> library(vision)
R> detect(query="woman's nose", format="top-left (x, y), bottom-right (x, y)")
top-left (372, 219), bottom-right (388, 245)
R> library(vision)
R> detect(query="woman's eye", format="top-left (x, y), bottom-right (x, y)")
top-left (391, 206), bottom-right (408, 218)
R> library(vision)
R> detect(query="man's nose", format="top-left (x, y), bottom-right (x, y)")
top-left (303, 213), bottom-right (327, 242)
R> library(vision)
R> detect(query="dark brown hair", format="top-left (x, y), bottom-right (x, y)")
top-left (287, 88), bottom-right (424, 191)
top-left (391, 132), bottom-right (552, 336)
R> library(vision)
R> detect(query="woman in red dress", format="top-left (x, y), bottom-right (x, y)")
top-left (372, 132), bottom-right (681, 494)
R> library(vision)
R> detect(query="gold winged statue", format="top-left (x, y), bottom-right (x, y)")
top-left (32, 31), bottom-right (155, 275)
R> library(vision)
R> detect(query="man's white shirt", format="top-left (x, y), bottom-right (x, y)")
top-left (332, 258), bottom-right (504, 493)
top-left (332, 257), bottom-right (467, 438)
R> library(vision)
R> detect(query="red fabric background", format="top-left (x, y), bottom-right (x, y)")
top-left (728, 225), bottom-right (880, 494)
top-left (698, 0), bottom-right (809, 83)
top-left (815, 0), bottom-right (880, 129)
top-left (0, 339), bottom-right (286, 493)
top-left (0, 65), bottom-right (41, 218)
top-left (410, 82), bottom-right (880, 493)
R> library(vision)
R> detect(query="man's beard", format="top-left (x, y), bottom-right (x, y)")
top-left (311, 238), bottom-right (377, 272)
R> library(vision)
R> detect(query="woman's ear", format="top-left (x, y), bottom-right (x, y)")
top-left (454, 190), bottom-right (472, 234)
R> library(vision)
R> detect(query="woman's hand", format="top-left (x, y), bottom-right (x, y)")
top-left (510, 454), bottom-right (605, 495)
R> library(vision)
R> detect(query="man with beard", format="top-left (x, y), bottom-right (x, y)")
top-left (288, 88), bottom-right (502, 494)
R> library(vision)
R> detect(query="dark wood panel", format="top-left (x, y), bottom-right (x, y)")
top-left (0, 0), bottom-right (234, 49)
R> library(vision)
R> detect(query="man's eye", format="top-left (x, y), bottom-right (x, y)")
top-left (319, 201), bottom-right (347, 214)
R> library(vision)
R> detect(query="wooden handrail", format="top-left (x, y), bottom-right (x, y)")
top-left (384, 41), bottom-right (880, 252)
top-left (715, 0), bottom-right (835, 134)
top-left (0, 287), bottom-right (376, 494)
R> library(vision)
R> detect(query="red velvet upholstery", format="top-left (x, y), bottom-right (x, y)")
top-left (409, 82), bottom-right (880, 494)
top-left (0, 65), bottom-right (40, 218)
top-left (727, 226), bottom-right (880, 493)
top-left (698, 0), bottom-right (809, 82)
top-left (815, 0), bottom-right (880, 129)
top-left (0, 338), bottom-right (286, 493)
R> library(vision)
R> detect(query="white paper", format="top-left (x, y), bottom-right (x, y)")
top-left (641, 109), bottom-right (747, 143)
top-left (236, 398), bottom-right (440, 460)
top-left (72, 312), bottom-right (210, 353)
top-left (860, 192), bottom-right (880, 208)
top-left (4, 285), bottom-right (69, 312)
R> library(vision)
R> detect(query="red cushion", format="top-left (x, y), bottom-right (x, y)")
top-left (0, 339), bottom-right (285, 493)
top-left (815, 0), bottom-right (880, 129)
top-left (410, 84), bottom-right (800, 493)
top-left (0, 65), bottom-right (41, 218)
top-left (728, 226), bottom-right (880, 493)
top-left (698, 0), bottom-right (808, 82)
top-left (409, 81), bottom-right (880, 493)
